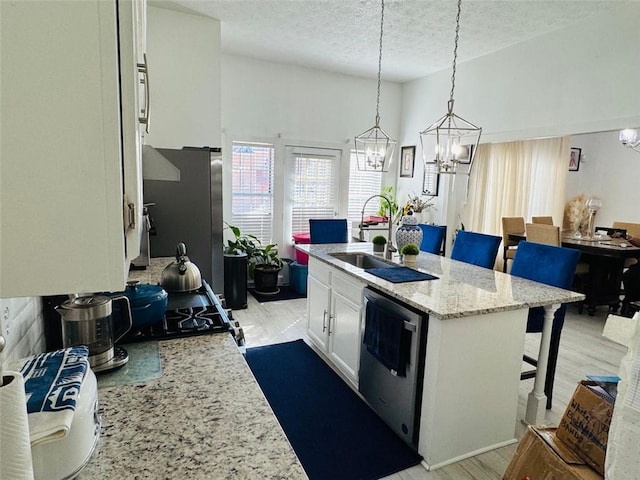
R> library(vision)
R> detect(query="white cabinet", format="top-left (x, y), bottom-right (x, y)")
top-left (307, 258), bottom-right (365, 386)
top-left (0, 0), bottom-right (146, 297)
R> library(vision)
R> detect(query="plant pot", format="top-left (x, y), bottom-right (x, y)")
top-left (224, 253), bottom-right (248, 309)
top-left (373, 243), bottom-right (385, 253)
top-left (403, 254), bottom-right (418, 266)
top-left (253, 264), bottom-right (281, 295)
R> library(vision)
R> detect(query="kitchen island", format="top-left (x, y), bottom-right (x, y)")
top-left (297, 242), bottom-right (585, 470)
top-left (79, 334), bottom-right (306, 479)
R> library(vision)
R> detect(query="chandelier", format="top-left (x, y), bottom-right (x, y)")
top-left (419, 0), bottom-right (481, 175)
top-left (354, 0), bottom-right (396, 172)
top-left (619, 129), bottom-right (640, 153)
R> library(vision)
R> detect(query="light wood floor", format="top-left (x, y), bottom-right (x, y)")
top-left (232, 295), bottom-right (626, 480)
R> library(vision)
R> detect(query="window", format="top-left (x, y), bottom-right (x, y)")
top-left (231, 142), bottom-right (275, 244)
top-left (289, 146), bottom-right (341, 234)
top-left (347, 150), bottom-right (383, 224)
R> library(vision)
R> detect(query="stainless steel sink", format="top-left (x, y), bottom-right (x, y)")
top-left (328, 252), bottom-right (398, 270)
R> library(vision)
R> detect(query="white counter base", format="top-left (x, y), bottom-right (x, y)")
top-left (418, 309), bottom-right (528, 469)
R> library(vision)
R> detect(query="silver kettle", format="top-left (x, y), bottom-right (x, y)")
top-left (160, 242), bottom-right (202, 292)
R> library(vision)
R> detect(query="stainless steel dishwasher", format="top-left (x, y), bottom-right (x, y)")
top-left (359, 287), bottom-right (428, 449)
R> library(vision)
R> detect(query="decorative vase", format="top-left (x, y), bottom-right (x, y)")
top-left (395, 214), bottom-right (423, 254)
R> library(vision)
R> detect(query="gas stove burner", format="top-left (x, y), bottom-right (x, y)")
top-left (171, 307), bottom-right (211, 331)
top-left (119, 280), bottom-right (243, 346)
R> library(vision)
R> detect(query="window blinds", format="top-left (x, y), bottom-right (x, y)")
top-left (290, 147), bottom-right (340, 234)
top-left (231, 142), bottom-right (275, 244)
top-left (347, 151), bottom-right (383, 223)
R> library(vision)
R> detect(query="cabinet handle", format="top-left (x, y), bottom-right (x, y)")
top-left (328, 314), bottom-right (334, 335)
top-left (137, 53), bottom-right (150, 133)
top-left (127, 202), bottom-right (136, 230)
top-left (322, 310), bottom-right (327, 333)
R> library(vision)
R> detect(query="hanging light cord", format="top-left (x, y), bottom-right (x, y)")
top-left (448, 0), bottom-right (462, 111)
top-left (375, 0), bottom-right (385, 126)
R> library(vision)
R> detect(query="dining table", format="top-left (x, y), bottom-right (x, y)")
top-left (508, 232), bottom-right (640, 315)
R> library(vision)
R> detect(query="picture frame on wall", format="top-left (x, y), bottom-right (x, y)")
top-left (400, 145), bottom-right (415, 178)
top-left (423, 162), bottom-right (440, 196)
top-left (569, 147), bottom-right (581, 171)
top-left (457, 144), bottom-right (474, 164)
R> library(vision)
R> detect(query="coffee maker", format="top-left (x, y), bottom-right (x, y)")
top-left (56, 294), bottom-right (132, 372)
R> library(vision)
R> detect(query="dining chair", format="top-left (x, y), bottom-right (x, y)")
top-left (418, 224), bottom-right (447, 256)
top-left (450, 230), bottom-right (502, 269)
top-left (525, 223), bottom-right (561, 246)
top-left (531, 216), bottom-right (554, 225)
top-left (309, 218), bottom-right (348, 244)
top-left (501, 217), bottom-right (525, 273)
top-left (613, 221), bottom-right (640, 238)
top-left (511, 241), bottom-right (581, 409)
top-left (613, 221), bottom-right (640, 269)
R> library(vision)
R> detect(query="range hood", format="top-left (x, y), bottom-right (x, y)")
top-left (142, 145), bottom-right (181, 181)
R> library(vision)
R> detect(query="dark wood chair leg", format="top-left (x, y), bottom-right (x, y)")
top-left (544, 328), bottom-right (562, 410)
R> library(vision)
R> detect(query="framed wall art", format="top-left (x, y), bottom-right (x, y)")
top-left (569, 147), bottom-right (581, 171)
top-left (400, 145), bottom-right (415, 178)
top-left (423, 162), bottom-right (440, 196)
top-left (457, 144), bottom-right (474, 164)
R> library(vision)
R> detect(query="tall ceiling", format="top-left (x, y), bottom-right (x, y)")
top-left (151, 0), bottom-right (623, 83)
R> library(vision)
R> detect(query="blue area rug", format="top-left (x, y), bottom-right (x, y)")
top-left (365, 266), bottom-right (438, 283)
top-left (245, 339), bottom-right (422, 480)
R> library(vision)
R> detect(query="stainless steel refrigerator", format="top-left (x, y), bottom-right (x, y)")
top-left (143, 147), bottom-right (224, 294)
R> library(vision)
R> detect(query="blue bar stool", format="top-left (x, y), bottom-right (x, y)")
top-left (511, 241), bottom-right (581, 409)
top-left (450, 230), bottom-right (502, 269)
top-left (309, 219), bottom-right (348, 244)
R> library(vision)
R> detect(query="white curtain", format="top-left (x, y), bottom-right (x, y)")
top-left (462, 136), bottom-right (570, 264)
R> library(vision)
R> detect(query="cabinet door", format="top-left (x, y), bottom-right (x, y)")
top-left (329, 285), bottom-right (363, 386)
top-left (118, 0), bottom-right (145, 264)
top-left (307, 275), bottom-right (331, 352)
top-left (0, 0), bottom-right (142, 297)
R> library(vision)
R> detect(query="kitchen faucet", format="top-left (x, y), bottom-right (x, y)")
top-left (360, 194), bottom-right (397, 260)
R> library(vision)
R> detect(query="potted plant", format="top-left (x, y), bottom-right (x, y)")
top-left (401, 243), bottom-right (419, 266)
top-left (250, 243), bottom-right (292, 295)
top-left (223, 223), bottom-right (260, 309)
top-left (372, 235), bottom-right (387, 253)
top-left (377, 186), bottom-right (401, 224)
top-left (406, 193), bottom-right (436, 224)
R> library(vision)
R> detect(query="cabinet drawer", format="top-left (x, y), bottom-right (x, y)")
top-left (309, 257), bottom-right (332, 285)
top-left (332, 271), bottom-right (364, 303)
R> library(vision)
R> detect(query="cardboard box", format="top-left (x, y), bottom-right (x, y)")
top-left (503, 426), bottom-right (602, 480)
top-left (556, 381), bottom-right (614, 476)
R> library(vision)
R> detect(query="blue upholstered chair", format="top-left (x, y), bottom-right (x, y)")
top-left (418, 224), bottom-right (447, 256)
top-left (450, 230), bottom-right (502, 269)
top-left (309, 219), bottom-right (348, 244)
top-left (511, 241), bottom-right (581, 409)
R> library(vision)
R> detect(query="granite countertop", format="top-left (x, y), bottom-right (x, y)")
top-left (297, 243), bottom-right (585, 319)
top-left (79, 258), bottom-right (307, 479)
top-left (79, 334), bottom-right (307, 479)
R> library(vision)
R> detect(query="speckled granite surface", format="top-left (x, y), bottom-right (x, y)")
top-left (297, 243), bottom-right (585, 319)
top-left (79, 334), bottom-right (307, 479)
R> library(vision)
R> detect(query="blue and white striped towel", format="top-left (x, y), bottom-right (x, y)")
top-left (15, 346), bottom-right (89, 446)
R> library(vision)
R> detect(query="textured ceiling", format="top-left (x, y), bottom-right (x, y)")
top-left (151, 0), bottom-right (623, 83)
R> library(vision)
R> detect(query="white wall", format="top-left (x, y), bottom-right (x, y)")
top-left (567, 130), bottom-right (640, 227)
top-left (398, 5), bottom-right (640, 233)
top-left (220, 54), bottom-right (403, 249)
top-left (146, 6), bottom-right (221, 148)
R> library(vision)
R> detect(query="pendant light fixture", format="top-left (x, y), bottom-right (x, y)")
top-left (354, 0), bottom-right (396, 172)
top-left (619, 129), bottom-right (640, 153)
top-left (419, 0), bottom-right (481, 175)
